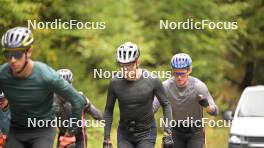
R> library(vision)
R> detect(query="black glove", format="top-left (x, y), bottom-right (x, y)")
top-left (198, 94), bottom-right (209, 107)
top-left (103, 140), bottom-right (113, 148)
top-left (162, 135), bottom-right (174, 148)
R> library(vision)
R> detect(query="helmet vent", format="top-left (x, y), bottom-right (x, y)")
top-left (15, 34), bottom-right (19, 41)
top-left (21, 35), bottom-right (25, 41)
top-left (133, 51), bottom-right (136, 58)
top-left (10, 33), bottom-right (14, 42)
top-left (123, 51), bottom-right (126, 59)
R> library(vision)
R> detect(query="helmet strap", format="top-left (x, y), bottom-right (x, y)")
top-left (187, 66), bottom-right (192, 74)
top-left (136, 63), bottom-right (139, 69)
top-left (135, 58), bottom-right (139, 69)
top-left (2, 103), bottom-right (9, 112)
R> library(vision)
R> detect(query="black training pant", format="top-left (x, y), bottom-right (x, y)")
top-left (172, 127), bottom-right (205, 148)
top-left (6, 127), bottom-right (55, 148)
top-left (117, 121), bottom-right (157, 148)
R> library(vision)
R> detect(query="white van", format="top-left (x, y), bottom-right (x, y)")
top-left (228, 85), bottom-right (264, 148)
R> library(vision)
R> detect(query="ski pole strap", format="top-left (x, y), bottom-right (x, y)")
top-left (81, 110), bottom-right (86, 148)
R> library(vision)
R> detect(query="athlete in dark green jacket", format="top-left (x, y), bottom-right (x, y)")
top-left (0, 27), bottom-right (84, 148)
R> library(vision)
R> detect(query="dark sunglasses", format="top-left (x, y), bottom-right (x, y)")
top-left (3, 51), bottom-right (25, 60)
top-left (174, 72), bottom-right (188, 76)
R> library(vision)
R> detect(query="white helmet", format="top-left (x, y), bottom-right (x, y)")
top-left (57, 69), bottom-right (73, 83)
top-left (1, 27), bottom-right (34, 51)
top-left (0, 91), bottom-right (6, 99)
top-left (116, 42), bottom-right (140, 64)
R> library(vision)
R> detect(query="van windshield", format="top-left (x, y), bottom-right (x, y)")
top-left (238, 91), bottom-right (264, 117)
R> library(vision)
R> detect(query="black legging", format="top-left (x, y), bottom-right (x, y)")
top-left (172, 127), bottom-right (205, 148)
top-left (117, 121), bottom-right (157, 148)
top-left (6, 127), bottom-right (55, 148)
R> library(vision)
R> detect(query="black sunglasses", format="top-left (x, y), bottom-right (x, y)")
top-left (3, 50), bottom-right (25, 60)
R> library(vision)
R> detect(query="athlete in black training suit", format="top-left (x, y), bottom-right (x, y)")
top-left (103, 42), bottom-right (173, 148)
top-left (56, 69), bottom-right (103, 148)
